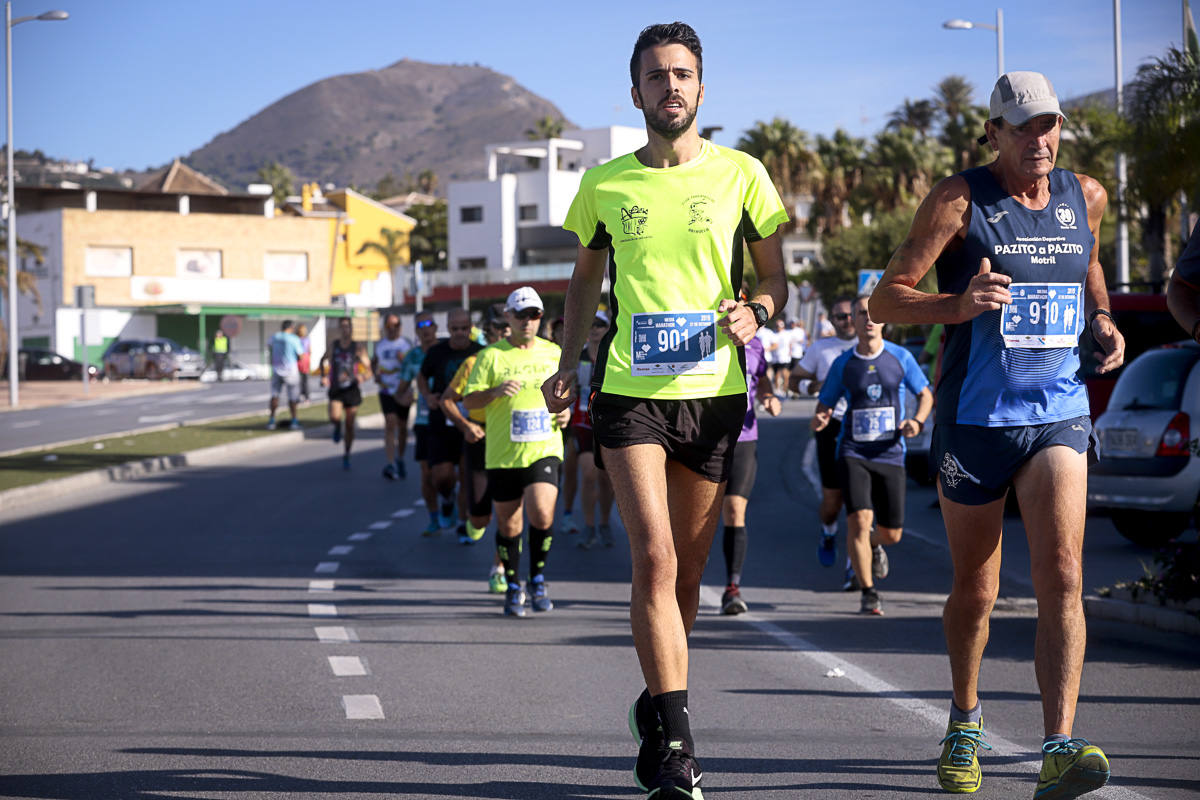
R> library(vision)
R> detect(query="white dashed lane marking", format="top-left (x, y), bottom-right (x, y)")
top-left (314, 626), bottom-right (356, 643)
top-left (328, 656), bottom-right (368, 676)
top-left (368, 521), bottom-right (391, 530)
top-left (314, 562), bottom-right (339, 574)
top-left (348, 533), bottom-right (372, 542)
top-left (392, 509), bottom-right (415, 518)
top-left (328, 545), bottom-right (353, 556)
top-left (342, 695), bottom-right (384, 719)
top-left (307, 603), bottom-right (338, 617)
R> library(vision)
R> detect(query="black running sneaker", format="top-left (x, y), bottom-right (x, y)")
top-left (628, 691), bottom-right (666, 791)
top-left (720, 584), bottom-right (748, 615)
top-left (648, 740), bottom-right (704, 798)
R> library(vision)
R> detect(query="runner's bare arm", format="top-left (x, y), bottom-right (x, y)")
top-left (1076, 174), bottom-right (1124, 374)
top-left (811, 401), bottom-right (833, 432)
top-left (543, 244), bottom-right (607, 413)
top-left (870, 176), bottom-right (1009, 325)
top-left (441, 389), bottom-right (484, 442)
top-left (719, 232), bottom-right (787, 345)
top-left (901, 386), bottom-right (934, 437)
top-left (756, 369), bottom-right (782, 417)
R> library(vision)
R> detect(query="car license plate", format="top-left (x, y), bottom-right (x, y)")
top-left (1106, 428), bottom-right (1138, 452)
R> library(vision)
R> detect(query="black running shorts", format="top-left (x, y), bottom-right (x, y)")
top-left (429, 424), bottom-right (464, 466)
top-left (839, 456), bottom-right (906, 528)
top-left (378, 392), bottom-right (406, 417)
top-left (488, 456), bottom-right (562, 503)
top-left (590, 392), bottom-right (746, 483)
top-left (465, 436), bottom-right (487, 473)
top-left (328, 384), bottom-right (362, 408)
top-left (726, 440), bottom-right (758, 499)
top-left (815, 418), bottom-right (843, 490)
top-left (413, 424), bottom-right (432, 462)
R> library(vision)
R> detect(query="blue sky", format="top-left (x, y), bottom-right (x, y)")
top-left (8, 0), bottom-right (1187, 173)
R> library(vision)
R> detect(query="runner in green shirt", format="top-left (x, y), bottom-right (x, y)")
top-left (542, 22), bottom-right (788, 799)
top-left (465, 287), bottom-right (570, 617)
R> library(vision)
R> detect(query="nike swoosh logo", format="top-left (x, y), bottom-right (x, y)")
top-left (986, 210), bottom-right (1009, 223)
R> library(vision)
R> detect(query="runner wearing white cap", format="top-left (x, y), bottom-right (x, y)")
top-left (870, 70), bottom-right (1121, 799)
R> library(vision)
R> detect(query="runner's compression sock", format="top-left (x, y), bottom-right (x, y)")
top-left (822, 521), bottom-right (838, 537)
top-left (495, 530), bottom-right (522, 585)
top-left (528, 526), bottom-right (553, 580)
top-left (723, 525), bottom-right (747, 586)
top-left (652, 690), bottom-right (694, 754)
top-left (950, 700), bottom-right (982, 724)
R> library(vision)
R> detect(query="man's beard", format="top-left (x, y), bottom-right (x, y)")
top-left (641, 98), bottom-right (697, 141)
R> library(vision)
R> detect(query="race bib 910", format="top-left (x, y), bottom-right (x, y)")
top-left (1002, 283), bottom-right (1082, 349)
top-left (630, 311), bottom-right (718, 376)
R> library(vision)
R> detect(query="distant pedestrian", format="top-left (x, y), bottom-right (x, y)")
top-left (296, 323), bottom-right (312, 402)
top-left (817, 311), bottom-right (836, 338)
top-left (319, 317), bottom-right (371, 470)
top-left (212, 329), bottom-right (229, 382)
top-left (372, 313), bottom-right (413, 480)
top-left (397, 311), bottom-right (442, 534)
top-left (267, 320), bottom-right (304, 430)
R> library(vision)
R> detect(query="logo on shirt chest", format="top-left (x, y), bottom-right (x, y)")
top-left (1055, 203), bottom-right (1077, 230)
top-left (621, 205), bottom-right (649, 237)
top-left (685, 194), bottom-right (715, 233)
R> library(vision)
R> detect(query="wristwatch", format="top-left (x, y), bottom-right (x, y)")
top-left (745, 301), bottom-right (769, 329)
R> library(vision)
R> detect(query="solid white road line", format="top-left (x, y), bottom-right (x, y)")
top-left (315, 562), bottom-right (339, 574)
top-left (342, 694), bottom-right (384, 720)
top-left (136, 411), bottom-right (194, 423)
top-left (328, 545), bottom-right (353, 556)
top-left (307, 603), bottom-right (338, 617)
top-left (392, 509), bottom-right (415, 518)
top-left (348, 533), bottom-right (372, 542)
top-left (314, 626), bottom-right (355, 643)
top-left (11, 420), bottom-right (41, 429)
top-left (700, 585), bottom-right (1152, 800)
top-left (328, 656), bottom-right (368, 676)
top-left (368, 521), bottom-right (391, 530)
top-left (308, 580), bottom-right (335, 592)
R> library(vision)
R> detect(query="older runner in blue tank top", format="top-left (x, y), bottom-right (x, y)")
top-left (869, 72), bottom-right (1122, 800)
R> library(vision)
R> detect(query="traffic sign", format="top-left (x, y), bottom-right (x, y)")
top-left (858, 269), bottom-right (885, 295)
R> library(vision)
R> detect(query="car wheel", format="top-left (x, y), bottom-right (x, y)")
top-left (1110, 510), bottom-right (1191, 548)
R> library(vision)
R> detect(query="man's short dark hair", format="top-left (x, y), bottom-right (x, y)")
top-left (831, 296), bottom-right (855, 310)
top-left (630, 21), bottom-right (702, 89)
top-left (281, 319), bottom-right (294, 331)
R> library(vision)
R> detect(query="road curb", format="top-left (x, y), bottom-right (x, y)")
top-left (0, 413), bottom-right (381, 513)
top-left (1084, 594), bottom-right (1200, 637)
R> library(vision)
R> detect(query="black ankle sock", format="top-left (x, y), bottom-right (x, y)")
top-left (651, 690), bottom-right (694, 754)
top-left (723, 525), bottom-right (747, 586)
top-left (528, 526), bottom-right (553, 580)
top-left (494, 530), bottom-right (522, 586)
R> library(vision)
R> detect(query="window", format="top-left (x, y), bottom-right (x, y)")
top-left (177, 249), bottom-right (222, 278)
top-left (264, 252), bottom-right (308, 282)
top-left (458, 257), bottom-right (487, 270)
top-left (85, 246), bottom-right (132, 277)
top-left (519, 204), bottom-right (538, 221)
top-left (460, 206), bottom-right (483, 223)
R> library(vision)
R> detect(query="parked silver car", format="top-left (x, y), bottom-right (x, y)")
top-left (103, 337), bottom-right (205, 380)
top-left (1089, 341), bottom-right (1200, 547)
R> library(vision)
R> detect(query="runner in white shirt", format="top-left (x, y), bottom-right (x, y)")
top-left (767, 317), bottom-right (792, 397)
top-left (755, 323), bottom-right (779, 395)
top-left (789, 297), bottom-right (857, 577)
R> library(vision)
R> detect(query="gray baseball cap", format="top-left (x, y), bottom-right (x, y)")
top-left (989, 71), bottom-right (1066, 124)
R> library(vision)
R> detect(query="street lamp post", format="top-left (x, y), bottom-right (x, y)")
top-left (943, 8), bottom-right (1005, 77)
top-left (5, 3), bottom-right (68, 407)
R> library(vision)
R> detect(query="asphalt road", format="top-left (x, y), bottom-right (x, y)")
top-left (0, 379), bottom-right (364, 454)
top-left (0, 401), bottom-right (1196, 800)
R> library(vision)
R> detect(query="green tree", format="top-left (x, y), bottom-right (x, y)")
top-left (356, 227), bottom-right (409, 273)
top-left (417, 169), bottom-right (438, 195)
top-left (255, 161), bottom-right (295, 208)
top-left (374, 171), bottom-right (404, 200)
top-left (932, 76), bottom-right (990, 170)
top-left (806, 205), bottom-right (920, 303)
top-left (0, 234), bottom-right (44, 373)
top-left (1124, 46), bottom-right (1200, 282)
top-left (809, 129), bottom-right (867, 236)
top-left (406, 200), bottom-right (448, 271)
top-left (525, 115), bottom-right (566, 140)
top-left (886, 98), bottom-right (937, 138)
top-left (736, 117), bottom-right (818, 205)
top-left (1058, 103), bottom-right (1132, 282)
top-left (858, 126), bottom-right (952, 214)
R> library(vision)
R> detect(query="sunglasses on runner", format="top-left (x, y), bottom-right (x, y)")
top-left (416, 319), bottom-right (434, 329)
top-left (513, 309), bottom-right (543, 321)
top-left (832, 313), bottom-right (852, 321)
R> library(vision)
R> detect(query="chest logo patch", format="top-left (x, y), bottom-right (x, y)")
top-left (684, 194), bottom-right (714, 233)
top-left (866, 383), bottom-right (882, 402)
top-left (1055, 203), bottom-right (1077, 230)
top-left (621, 205), bottom-right (649, 237)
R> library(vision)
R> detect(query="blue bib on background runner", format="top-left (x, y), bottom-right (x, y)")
top-left (935, 166), bottom-right (1093, 426)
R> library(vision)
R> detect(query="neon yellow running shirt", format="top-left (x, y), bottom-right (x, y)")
top-left (564, 139), bottom-right (789, 400)
top-left (463, 337), bottom-right (564, 469)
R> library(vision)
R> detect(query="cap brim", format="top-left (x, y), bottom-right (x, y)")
top-left (1001, 102), bottom-right (1066, 126)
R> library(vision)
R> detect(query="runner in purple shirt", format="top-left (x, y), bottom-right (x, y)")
top-left (719, 335), bottom-right (782, 614)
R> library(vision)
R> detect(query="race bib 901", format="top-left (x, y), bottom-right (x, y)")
top-left (1002, 283), bottom-right (1082, 349)
top-left (630, 311), bottom-right (718, 376)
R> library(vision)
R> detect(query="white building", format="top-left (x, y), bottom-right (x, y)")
top-left (447, 126), bottom-right (647, 281)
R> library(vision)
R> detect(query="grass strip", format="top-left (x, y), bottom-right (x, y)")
top-left (0, 394), bottom-right (381, 492)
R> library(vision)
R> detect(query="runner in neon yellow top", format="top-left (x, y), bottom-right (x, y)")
top-left (465, 287), bottom-right (570, 619)
top-left (564, 140), bottom-right (788, 401)
top-left (542, 22), bottom-right (788, 800)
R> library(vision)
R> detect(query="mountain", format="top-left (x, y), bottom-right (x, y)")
top-left (184, 59), bottom-right (571, 193)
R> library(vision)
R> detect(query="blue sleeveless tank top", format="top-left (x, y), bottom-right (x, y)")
top-left (935, 166), bottom-right (1093, 427)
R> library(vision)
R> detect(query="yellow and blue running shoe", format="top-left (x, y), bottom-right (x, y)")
top-left (938, 719), bottom-right (991, 793)
top-left (1034, 738), bottom-right (1109, 800)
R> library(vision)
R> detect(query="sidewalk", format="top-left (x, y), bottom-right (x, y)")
top-left (0, 378), bottom-right (203, 412)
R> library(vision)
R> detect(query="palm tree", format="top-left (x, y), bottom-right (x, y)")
top-left (255, 161), bottom-right (295, 208)
top-left (934, 76), bottom-right (974, 124)
top-left (736, 117), bottom-right (818, 203)
top-left (860, 127), bottom-right (953, 213)
top-left (1124, 46), bottom-right (1200, 282)
top-left (810, 129), bottom-right (866, 236)
top-left (406, 201), bottom-right (448, 271)
top-left (416, 169), bottom-right (438, 195)
top-left (0, 235), bottom-right (44, 374)
top-left (356, 227), bottom-right (410, 273)
top-left (525, 115), bottom-right (566, 141)
top-left (886, 99), bottom-right (937, 139)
